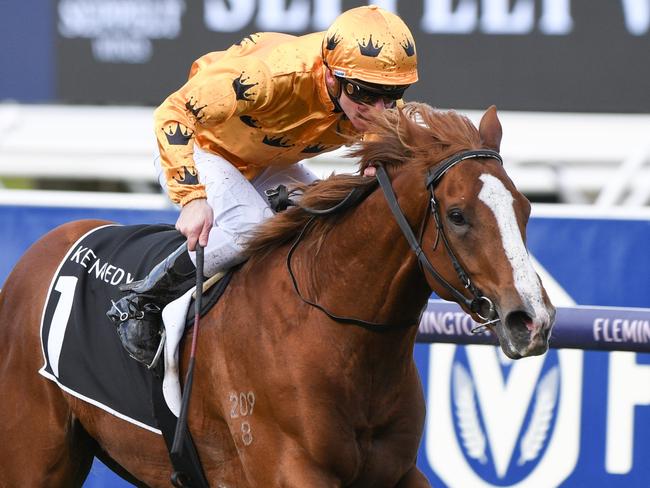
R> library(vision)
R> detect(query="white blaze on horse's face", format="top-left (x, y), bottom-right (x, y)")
top-left (478, 174), bottom-right (552, 350)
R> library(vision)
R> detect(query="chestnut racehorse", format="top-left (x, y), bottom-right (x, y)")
top-left (0, 104), bottom-right (555, 487)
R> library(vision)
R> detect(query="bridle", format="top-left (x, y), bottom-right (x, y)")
top-left (377, 149), bottom-right (503, 332)
top-left (286, 149), bottom-right (503, 333)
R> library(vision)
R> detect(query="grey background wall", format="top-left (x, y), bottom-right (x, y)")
top-left (2, 1), bottom-right (649, 112)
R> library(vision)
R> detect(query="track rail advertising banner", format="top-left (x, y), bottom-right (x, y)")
top-left (3, 1), bottom-right (650, 111)
top-left (2, 203), bottom-right (649, 487)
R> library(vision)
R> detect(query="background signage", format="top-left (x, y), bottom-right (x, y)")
top-left (3, 1), bottom-right (650, 112)
top-left (53, 0), bottom-right (650, 112)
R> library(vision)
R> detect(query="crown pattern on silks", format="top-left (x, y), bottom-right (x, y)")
top-left (236, 34), bottom-right (258, 47)
top-left (401, 38), bottom-right (415, 57)
top-left (262, 135), bottom-right (293, 148)
top-left (301, 143), bottom-right (328, 154)
top-left (232, 74), bottom-right (258, 102)
top-left (358, 34), bottom-right (384, 57)
top-left (164, 123), bottom-right (193, 146)
top-left (173, 166), bottom-right (200, 186)
top-left (185, 98), bottom-right (207, 121)
top-left (239, 115), bottom-right (261, 128)
top-left (326, 32), bottom-right (341, 51)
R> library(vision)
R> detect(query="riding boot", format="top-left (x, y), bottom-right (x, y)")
top-left (107, 243), bottom-right (196, 367)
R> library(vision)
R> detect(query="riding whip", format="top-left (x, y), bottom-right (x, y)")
top-left (170, 244), bottom-right (209, 488)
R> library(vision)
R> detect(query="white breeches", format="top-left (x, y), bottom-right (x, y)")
top-left (154, 146), bottom-right (317, 276)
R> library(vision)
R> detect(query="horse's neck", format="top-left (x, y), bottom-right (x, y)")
top-left (302, 182), bottom-right (431, 330)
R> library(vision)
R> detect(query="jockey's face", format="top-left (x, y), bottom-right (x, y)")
top-left (325, 69), bottom-right (399, 132)
top-left (339, 86), bottom-right (396, 132)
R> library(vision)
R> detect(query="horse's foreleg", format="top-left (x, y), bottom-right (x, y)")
top-left (0, 376), bottom-right (96, 487)
top-left (395, 466), bottom-right (432, 488)
top-left (0, 265), bottom-right (96, 486)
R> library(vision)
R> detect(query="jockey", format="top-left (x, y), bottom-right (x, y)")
top-left (108, 5), bottom-right (419, 366)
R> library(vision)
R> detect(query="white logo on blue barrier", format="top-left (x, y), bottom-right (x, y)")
top-left (452, 362), bottom-right (560, 473)
top-left (426, 344), bottom-right (583, 487)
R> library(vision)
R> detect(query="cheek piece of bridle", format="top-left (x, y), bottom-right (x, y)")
top-left (286, 149), bottom-right (503, 334)
top-left (384, 149), bottom-right (503, 333)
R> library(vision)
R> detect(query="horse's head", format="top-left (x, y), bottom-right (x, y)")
top-left (358, 103), bottom-right (556, 358)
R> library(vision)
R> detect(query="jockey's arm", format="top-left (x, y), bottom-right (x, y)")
top-left (153, 56), bottom-right (273, 249)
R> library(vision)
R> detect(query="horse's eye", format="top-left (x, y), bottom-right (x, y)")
top-left (448, 209), bottom-right (466, 226)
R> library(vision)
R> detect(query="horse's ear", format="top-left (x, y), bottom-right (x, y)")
top-left (479, 105), bottom-right (502, 152)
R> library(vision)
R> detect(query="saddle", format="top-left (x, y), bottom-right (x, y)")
top-left (40, 224), bottom-right (183, 425)
top-left (38, 223), bottom-right (234, 486)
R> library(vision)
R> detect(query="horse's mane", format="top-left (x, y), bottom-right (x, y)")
top-left (244, 102), bottom-right (483, 261)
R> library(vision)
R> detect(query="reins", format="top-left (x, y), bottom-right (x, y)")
top-left (286, 149), bottom-right (504, 333)
top-left (404, 149), bottom-right (504, 332)
top-left (286, 215), bottom-right (412, 332)
top-left (170, 246), bottom-right (210, 488)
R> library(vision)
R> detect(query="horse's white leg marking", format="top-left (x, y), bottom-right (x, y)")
top-left (478, 174), bottom-right (549, 323)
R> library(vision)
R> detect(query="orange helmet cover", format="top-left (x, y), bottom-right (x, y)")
top-left (322, 5), bottom-right (418, 86)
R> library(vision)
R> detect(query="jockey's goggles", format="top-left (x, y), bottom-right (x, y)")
top-left (338, 77), bottom-right (408, 106)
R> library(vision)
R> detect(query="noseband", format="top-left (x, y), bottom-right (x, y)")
top-left (286, 149), bottom-right (503, 333)
top-left (376, 149), bottom-right (503, 332)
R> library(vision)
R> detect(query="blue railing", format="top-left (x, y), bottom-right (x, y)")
top-left (418, 299), bottom-right (650, 353)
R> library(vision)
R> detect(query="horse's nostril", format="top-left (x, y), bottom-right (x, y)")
top-left (505, 310), bottom-right (534, 343)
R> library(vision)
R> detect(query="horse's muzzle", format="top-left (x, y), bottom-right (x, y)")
top-left (499, 307), bottom-right (555, 358)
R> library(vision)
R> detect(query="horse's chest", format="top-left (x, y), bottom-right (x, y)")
top-left (347, 427), bottom-right (418, 486)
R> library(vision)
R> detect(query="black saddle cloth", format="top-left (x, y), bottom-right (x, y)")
top-left (39, 223), bottom-right (185, 431)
